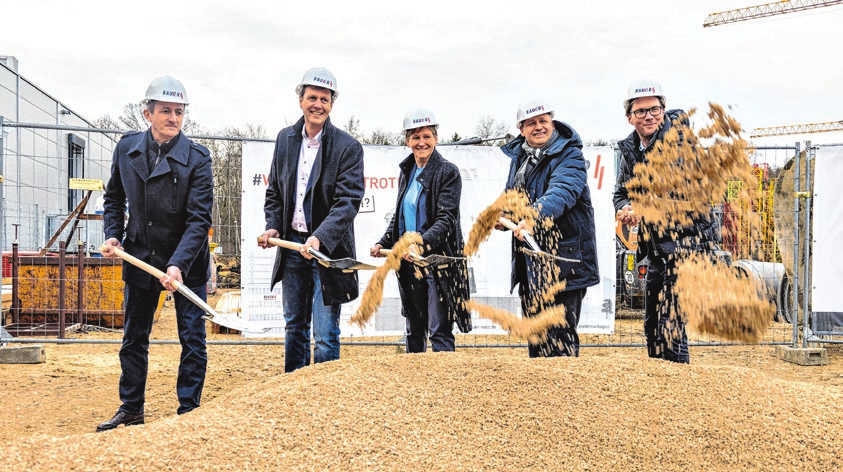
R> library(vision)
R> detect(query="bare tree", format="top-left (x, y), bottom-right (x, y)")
top-left (94, 101), bottom-right (200, 134)
top-left (586, 138), bottom-right (615, 147)
top-left (474, 116), bottom-right (509, 146)
top-left (365, 128), bottom-right (401, 145)
top-left (195, 124), bottom-right (267, 263)
top-left (342, 115), bottom-right (364, 141)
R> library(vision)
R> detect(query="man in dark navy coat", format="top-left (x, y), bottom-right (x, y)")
top-left (258, 67), bottom-right (364, 373)
top-left (98, 76), bottom-right (213, 431)
top-left (614, 80), bottom-right (721, 364)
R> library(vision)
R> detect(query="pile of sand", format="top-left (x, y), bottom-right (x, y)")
top-left (3, 353), bottom-right (840, 470)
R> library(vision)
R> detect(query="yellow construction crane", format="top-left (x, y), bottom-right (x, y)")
top-left (704, 0), bottom-right (843, 27)
top-left (751, 121), bottom-right (843, 137)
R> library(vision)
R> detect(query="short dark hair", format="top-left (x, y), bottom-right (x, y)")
top-left (625, 96), bottom-right (666, 116)
top-left (145, 100), bottom-right (186, 113)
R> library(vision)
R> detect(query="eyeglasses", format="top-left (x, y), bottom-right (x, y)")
top-left (631, 106), bottom-right (664, 118)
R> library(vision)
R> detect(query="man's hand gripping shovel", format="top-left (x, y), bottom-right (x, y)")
top-left (498, 217), bottom-right (581, 263)
top-left (102, 245), bottom-right (270, 334)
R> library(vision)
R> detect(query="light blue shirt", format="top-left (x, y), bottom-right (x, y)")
top-left (401, 165), bottom-right (424, 233)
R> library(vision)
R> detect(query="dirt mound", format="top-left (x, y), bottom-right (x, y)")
top-left (3, 354), bottom-right (840, 471)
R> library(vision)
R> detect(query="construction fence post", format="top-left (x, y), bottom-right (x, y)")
top-left (802, 141), bottom-right (812, 347)
top-left (791, 142), bottom-right (800, 349)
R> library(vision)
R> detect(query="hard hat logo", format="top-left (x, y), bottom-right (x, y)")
top-left (516, 100), bottom-right (554, 127)
top-left (634, 87), bottom-right (656, 94)
top-left (402, 108), bottom-right (439, 131)
top-left (297, 67), bottom-right (339, 100)
top-left (145, 75), bottom-right (189, 105)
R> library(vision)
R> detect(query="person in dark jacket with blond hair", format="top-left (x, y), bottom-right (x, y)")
top-left (371, 108), bottom-right (471, 353)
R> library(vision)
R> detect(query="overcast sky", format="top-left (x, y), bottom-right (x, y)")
top-left (3, 0), bottom-right (842, 145)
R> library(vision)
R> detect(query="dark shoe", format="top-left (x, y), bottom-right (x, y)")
top-left (96, 410), bottom-right (144, 432)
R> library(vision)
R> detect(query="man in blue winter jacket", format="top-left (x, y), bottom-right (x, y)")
top-left (98, 76), bottom-right (214, 431)
top-left (496, 100), bottom-right (599, 357)
top-left (614, 80), bottom-right (721, 364)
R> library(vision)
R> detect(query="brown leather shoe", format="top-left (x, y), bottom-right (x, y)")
top-left (96, 410), bottom-right (144, 432)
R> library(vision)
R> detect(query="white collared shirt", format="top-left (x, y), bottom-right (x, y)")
top-left (291, 127), bottom-right (322, 232)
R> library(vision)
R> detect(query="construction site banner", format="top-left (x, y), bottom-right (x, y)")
top-left (810, 146), bottom-right (843, 332)
top-left (240, 142), bottom-right (616, 337)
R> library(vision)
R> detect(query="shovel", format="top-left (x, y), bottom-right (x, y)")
top-left (378, 248), bottom-right (465, 268)
top-left (104, 246), bottom-right (269, 334)
top-left (265, 237), bottom-right (377, 271)
top-left (498, 217), bottom-right (581, 263)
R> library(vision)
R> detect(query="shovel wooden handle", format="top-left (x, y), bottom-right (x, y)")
top-left (498, 217), bottom-right (542, 253)
top-left (262, 237), bottom-right (330, 262)
top-left (265, 237), bottom-right (302, 251)
top-left (498, 217), bottom-right (529, 237)
top-left (102, 245), bottom-right (171, 286)
top-left (378, 248), bottom-right (422, 261)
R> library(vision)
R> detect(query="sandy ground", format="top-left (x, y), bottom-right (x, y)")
top-left (0, 297), bottom-right (840, 445)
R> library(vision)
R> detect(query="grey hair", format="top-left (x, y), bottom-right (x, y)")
top-left (517, 111), bottom-right (554, 130)
top-left (625, 96), bottom-right (666, 116)
top-left (296, 84), bottom-right (337, 104)
top-left (403, 124), bottom-right (439, 143)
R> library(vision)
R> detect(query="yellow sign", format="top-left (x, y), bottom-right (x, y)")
top-left (69, 178), bottom-right (104, 191)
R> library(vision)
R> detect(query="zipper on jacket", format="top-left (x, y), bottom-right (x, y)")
top-left (172, 177), bottom-right (178, 211)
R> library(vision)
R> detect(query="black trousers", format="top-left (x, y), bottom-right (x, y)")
top-left (644, 257), bottom-right (690, 364)
top-left (519, 283), bottom-right (586, 358)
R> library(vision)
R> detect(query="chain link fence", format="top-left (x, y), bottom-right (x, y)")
top-left (0, 121), bottom-right (830, 349)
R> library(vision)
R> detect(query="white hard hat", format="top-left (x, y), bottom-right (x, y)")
top-left (625, 80), bottom-right (664, 106)
top-left (516, 99), bottom-right (554, 128)
top-left (145, 75), bottom-right (188, 105)
top-left (296, 67), bottom-right (339, 100)
top-left (402, 108), bottom-right (438, 131)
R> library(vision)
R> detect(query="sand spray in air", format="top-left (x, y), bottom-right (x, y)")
top-left (628, 103), bottom-right (772, 341)
top-left (351, 232), bottom-right (423, 328)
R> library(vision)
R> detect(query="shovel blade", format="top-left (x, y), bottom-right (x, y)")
top-left (322, 258), bottom-right (378, 271)
top-left (202, 314), bottom-right (272, 334)
top-left (412, 254), bottom-right (466, 268)
top-left (520, 247), bottom-right (581, 264)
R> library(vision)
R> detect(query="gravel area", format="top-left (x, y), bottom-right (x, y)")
top-left (1, 346), bottom-right (840, 471)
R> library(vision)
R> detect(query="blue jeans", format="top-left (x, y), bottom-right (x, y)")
top-left (281, 233), bottom-right (342, 373)
top-left (119, 282), bottom-right (207, 415)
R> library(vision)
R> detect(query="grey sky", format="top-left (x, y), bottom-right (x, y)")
top-left (4, 0), bottom-right (842, 144)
